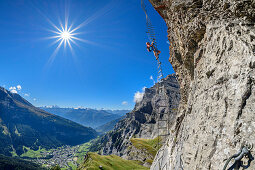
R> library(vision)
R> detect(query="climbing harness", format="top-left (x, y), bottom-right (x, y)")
top-left (141, 0), bottom-right (163, 82)
top-left (223, 143), bottom-right (254, 170)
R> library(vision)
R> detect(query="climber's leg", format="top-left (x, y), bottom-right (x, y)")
top-left (154, 51), bottom-right (159, 60)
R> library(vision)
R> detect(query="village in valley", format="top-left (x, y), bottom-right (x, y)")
top-left (23, 143), bottom-right (90, 169)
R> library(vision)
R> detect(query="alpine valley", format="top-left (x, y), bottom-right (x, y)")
top-left (0, 87), bottom-right (97, 156)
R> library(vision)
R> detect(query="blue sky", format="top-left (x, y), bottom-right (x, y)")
top-left (0, 0), bottom-right (175, 109)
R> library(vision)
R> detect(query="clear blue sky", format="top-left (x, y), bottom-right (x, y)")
top-left (0, 0), bottom-right (175, 109)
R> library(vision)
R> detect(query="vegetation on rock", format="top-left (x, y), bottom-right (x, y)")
top-left (130, 137), bottom-right (161, 157)
top-left (78, 152), bottom-right (148, 170)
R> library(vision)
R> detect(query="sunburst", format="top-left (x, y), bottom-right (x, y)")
top-left (45, 16), bottom-right (87, 65)
top-left (44, 2), bottom-right (113, 66)
top-left (48, 19), bottom-right (81, 52)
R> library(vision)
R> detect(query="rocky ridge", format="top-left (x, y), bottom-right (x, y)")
top-left (93, 74), bottom-right (180, 167)
top-left (148, 0), bottom-right (255, 169)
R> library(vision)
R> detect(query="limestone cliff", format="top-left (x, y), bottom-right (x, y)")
top-left (149, 0), bottom-right (255, 169)
top-left (91, 74), bottom-right (180, 167)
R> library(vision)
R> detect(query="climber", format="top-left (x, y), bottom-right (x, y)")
top-left (146, 40), bottom-right (161, 60)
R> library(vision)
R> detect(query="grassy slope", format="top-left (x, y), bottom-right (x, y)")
top-left (18, 137), bottom-right (161, 169)
top-left (20, 146), bottom-right (51, 158)
top-left (78, 152), bottom-right (149, 170)
top-left (75, 142), bottom-right (91, 165)
top-left (130, 137), bottom-right (161, 157)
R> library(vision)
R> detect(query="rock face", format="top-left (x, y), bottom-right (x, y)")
top-left (149, 0), bottom-right (255, 169)
top-left (0, 87), bottom-right (97, 156)
top-left (93, 74), bottom-right (180, 166)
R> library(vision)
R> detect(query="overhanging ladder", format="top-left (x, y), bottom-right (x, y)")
top-left (141, 0), bottom-right (164, 82)
top-left (141, 0), bottom-right (169, 151)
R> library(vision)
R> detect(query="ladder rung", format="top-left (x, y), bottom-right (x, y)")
top-left (159, 134), bottom-right (170, 136)
top-left (158, 127), bottom-right (167, 129)
top-left (148, 32), bottom-right (155, 35)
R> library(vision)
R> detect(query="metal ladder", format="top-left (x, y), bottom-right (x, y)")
top-left (156, 82), bottom-right (179, 170)
top-left (141, 0), bottom-right (159, 50)
top-left (156, 71), bottom-right (179, 140)
top-left (156, 82), bottom-right (169, 170)
top-left (157, 59), bottom-right (163, 82)
top-left (157, 84), bottom-right (169, 142)
top-left (156, 52), bottom-right (168, 140)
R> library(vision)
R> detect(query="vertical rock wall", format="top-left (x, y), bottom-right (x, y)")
top-left (149, 0), bottom-right (255, 169)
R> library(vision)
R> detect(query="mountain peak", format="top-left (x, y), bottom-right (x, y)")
top-left (0, 87), bottom-right (33, 108)
top-left (0, 87), bottom-right (97, 156)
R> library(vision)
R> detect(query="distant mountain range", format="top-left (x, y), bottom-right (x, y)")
top-left (40, 107), bottom-right (130, 129)
top-left (0, 87), bottom-right (97, 156)
top-left (95, 116), bottom-right (125, 134)
top-left (103, 110), bottom-right (131, 116)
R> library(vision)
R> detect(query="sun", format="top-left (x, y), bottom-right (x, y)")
top-left (45, 10), bottom-right (103, 65)
top-left (46, 17), bottom-right (86, 64)
top-left (49, 22), bottom-right (79, 50)
top-left (61, 31), bottom-right (71, 40)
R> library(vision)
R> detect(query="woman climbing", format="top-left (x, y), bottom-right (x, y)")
top-left (146, 40), bottom-right (161, 60)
